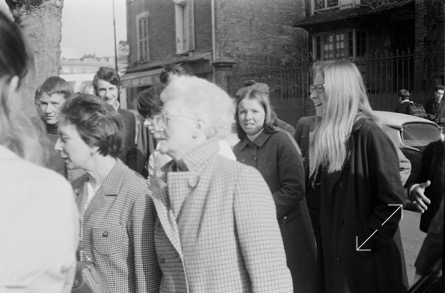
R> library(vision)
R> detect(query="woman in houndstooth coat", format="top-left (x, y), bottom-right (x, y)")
top-left (55, 93), bottom-right (161, 293)
top-left (150, 75), bottom-right (293, 293)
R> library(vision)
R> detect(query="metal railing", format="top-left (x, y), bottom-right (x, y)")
top-left (228, 51), bottom-right (444, 126)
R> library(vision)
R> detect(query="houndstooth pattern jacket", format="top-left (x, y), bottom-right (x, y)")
top-left (150, 139), bottom-right (293, 293)
top-left (72, 159), bottom-right (161, 293)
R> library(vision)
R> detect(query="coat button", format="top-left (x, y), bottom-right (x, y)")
top-left (102, 231), bottom-right (109, 237)
top-left (339, 182), bottom-right (345, 188)
top-left (337, 257), bottom-right (341, 263)
top-left (253, 156), bottom-right (257, 160)
top-left (283, 216), bottom-right (288, 221)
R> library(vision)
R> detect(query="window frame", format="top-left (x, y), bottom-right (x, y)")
top-left (136, 12), bottom-right (150, 63)
top-left (174, 0), bottom-right (195, 55)
top-left (313, 0), bottom-right (339, 12)
top-left (312, 29), bottom-right (368, 60)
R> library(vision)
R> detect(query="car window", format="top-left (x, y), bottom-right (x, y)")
top-left (401, 123), bottom-right (442, 147)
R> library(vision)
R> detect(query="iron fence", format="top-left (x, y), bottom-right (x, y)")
top-left (228, 51), bottom-right (444, 127)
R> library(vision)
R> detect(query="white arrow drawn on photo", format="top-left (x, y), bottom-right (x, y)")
top-left (356, 204), bottom-right (403, 252)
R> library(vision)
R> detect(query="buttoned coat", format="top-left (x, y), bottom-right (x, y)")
top-left (72, 160), bottom-right (161, 293)
top-left (118, 109), bottom-right (137, 171)
top-left (233, 130), bottom-right (316, 293)
top-left (151, 139), bottom-right (293, 293)
top-left (315, 118), bottom-right (406, 293)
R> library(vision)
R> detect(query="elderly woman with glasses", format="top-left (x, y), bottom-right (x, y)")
top-left (151, 75), bottom-right (292, 292)
top-left (55, 93), bottom-right (161, 293)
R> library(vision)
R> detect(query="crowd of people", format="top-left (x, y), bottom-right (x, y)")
top-left (1, 9), bottom-right (443, 293)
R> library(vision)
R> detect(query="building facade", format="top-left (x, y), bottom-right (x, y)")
top-left (123, 0), bottom-right (307, 109)
top-left (294, 0), bottom-right (445, 110)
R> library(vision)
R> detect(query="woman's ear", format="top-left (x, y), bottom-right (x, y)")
top-left (192, 119), bottom-right (206, 139)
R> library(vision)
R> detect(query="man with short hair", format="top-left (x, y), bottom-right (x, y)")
top-left (424, 85), bottom-right (445, 125)
top-left (395, 89), bottom-right (413, 114)
top-left (35, 76), bottom-right (73, 177)
top-left (93, 66), bottom-right (137, 171)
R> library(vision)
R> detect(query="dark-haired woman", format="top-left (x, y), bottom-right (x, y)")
top-left (55, 93), bottom-right (161, 293)
top-left (233, 89), bottom-right (316, 293)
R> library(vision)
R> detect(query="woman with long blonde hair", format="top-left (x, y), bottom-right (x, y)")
top-left (309, 60), bottom-right (406, 293)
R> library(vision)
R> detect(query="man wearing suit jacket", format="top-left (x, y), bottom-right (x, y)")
top-left (93, 67), bottom-right (137, 171)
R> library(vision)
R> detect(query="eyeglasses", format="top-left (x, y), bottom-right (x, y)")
top-left (310, 84), bottom-right (325, 93)
top-left (158, 112), bottom-right (197, 125)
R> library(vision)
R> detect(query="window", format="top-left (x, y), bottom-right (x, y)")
top-left (173, 0), bottom-right (195, 55)
top-left (313, 29), bottom-right (367, 60)
top-left (314, 0), bottom-right (339, 11)
top-left (137, 12), bottom-right (150, 62)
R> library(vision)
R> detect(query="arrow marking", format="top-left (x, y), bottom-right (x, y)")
top-left (356, 204), bottom-right (403, 251)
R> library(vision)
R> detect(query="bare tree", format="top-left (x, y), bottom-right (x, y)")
top-left (5, 0), bottom-right (64, 116)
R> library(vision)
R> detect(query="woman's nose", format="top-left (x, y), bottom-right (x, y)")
top-left (54, 137), bottom-right (62, 152)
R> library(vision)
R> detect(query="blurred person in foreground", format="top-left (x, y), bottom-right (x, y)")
top-left (151, 75), bottom-right (293, 292)
top-left (34, 76), bottom-right (73, 178)
top-left (308, 60), bottom-right (406, 292)
top-left (55, 93), bottom-right (161, 293)
top-left (93, 66), bottom-right (137, 171)
top-left (0, 10), bottom-right (78, 292)
top-left (233, 89), bottom-right (316, 292)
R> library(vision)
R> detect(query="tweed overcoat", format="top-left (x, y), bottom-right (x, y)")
top-left (151, 139), bottom-right (293, 293)
top-left (72, 160), bottom-right (161, 293)
top-left (412, 139), bottom-right (445, 232)
top-left (314, 118), bottom-right (407, 293)
top-left (118, 108), bottom-right (137, 171)
top-left (233, 130), bottom-right (316, 293)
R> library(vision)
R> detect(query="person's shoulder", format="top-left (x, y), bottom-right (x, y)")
top-left (120, 162), bottom-right (149, 193)
top-left (353, 116), bottom-right (386, 138)
top-left (269, 128), bottom-right (295, 144)
top-left (214, 154), bottom-right (257, 176)
top-left (2, 156), bottom-right (73, 200)
top-left (296, 115), bottom-right (318, 126)
top-left (118, 108), bottom-right (136, 121)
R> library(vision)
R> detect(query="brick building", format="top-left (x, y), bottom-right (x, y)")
top-left (122, 0), bottom-right (307, 109)
top-left (294, 0), bottom-right (445, 109)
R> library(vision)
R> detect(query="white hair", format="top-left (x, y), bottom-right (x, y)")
top-left (161, 75), bottom-right (235, 140)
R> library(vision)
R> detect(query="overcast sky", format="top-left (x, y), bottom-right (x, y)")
top-left (0, 0), bottom-right (127, 59)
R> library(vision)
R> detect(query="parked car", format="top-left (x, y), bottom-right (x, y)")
top-left (374, 111), bottom-right (442, 207)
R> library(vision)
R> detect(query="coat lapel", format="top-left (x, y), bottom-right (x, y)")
top-left (82, 160), bottom-right (126, 223)
top-left (83, 187), bottom-right (107, 222)
top-left (151, 173), bottom-right (184, 256)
